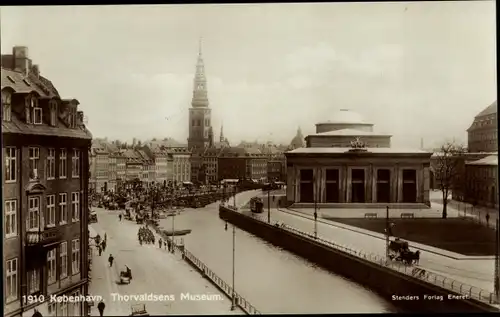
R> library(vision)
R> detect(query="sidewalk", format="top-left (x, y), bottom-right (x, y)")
top-left (283, 207), bottom-right (494, 260)
top-left (430, 197), bottom-right (498, 229)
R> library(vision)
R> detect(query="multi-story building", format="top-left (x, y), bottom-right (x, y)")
top-left (217, 147), bottom-right (267, 181)
top-left (170, 147), bottom-right (192, 184)
top-left (202, 145), bottom-right (222, 184)
top-left (2, 46), bottom-right (92, 317)
top-left (123, 149), bottom-right (143, 182)
top-left (108, 154), bottom-right (117, 192)
top-left (115, 151), bottom-right (126, 191)
top-left (93, 147), bottom-right (109, 193)
top-left (267, 160), bottom-right (285, 182)
top-left (464, 154), bottom-right (498, 210)
top-left (467, 101), bottom-right (497, 153)
top-left (136, 149), bottom-right (155, 187)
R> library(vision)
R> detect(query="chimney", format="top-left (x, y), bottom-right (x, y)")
top-left (31, 64), bottom-right (40, 78)
top-left (13, 46), bottom-right (31, 76)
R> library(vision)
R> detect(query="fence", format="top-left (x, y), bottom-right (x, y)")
top-left (152, 222), bottom-right (261, 315)
top-left (271, 221), bottom-right (498, 306)
top-left (431, 198), bottom-right (498, 229)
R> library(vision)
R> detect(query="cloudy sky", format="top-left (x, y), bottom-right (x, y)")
top-left (1, 2), bottom-right (496, 148)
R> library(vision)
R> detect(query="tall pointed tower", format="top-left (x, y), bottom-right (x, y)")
top-left (188, 38), bottom-right (212, 151)
top-left (220, 123), bottom-right (224, 143)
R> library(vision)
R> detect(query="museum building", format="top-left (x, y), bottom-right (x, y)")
top-left (284, 109), bottom-right (433, 208)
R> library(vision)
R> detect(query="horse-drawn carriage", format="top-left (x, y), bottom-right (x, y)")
top-left (119, 266), bottom-right (132, 284)
top-left (388, 238), bottom-right (420, 265)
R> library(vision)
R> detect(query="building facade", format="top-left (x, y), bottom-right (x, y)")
top-left (467, 101), bottom-right (497, 153)
top-left (464, 154), bottom-right (498, 210)
top-left (170, 148), bottom-right (191, 184)
top-left (285, 109), bottom-right (432, 208)
top-left (2, 46), bottom-right (91, 317)
top-left (267, 160), bottom-right (285, 182)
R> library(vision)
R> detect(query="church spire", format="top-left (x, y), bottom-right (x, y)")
top-left (220, 122), bottom-right (224, 143)
top-left (192, 37), bottom-right (209, 108)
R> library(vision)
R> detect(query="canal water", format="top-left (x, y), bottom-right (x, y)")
top-left (158, 192), bottom-right (395, 314)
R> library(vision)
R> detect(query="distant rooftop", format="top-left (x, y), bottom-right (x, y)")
top-left (308, 128), bottom-right (390, 137)
top-left (475, 100), bottom-right (497, 118)
top-left (287, 147), bottom-right (431, 155)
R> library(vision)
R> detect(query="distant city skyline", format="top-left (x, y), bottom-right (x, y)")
top-left (1, 2), bottom-right (496, 148)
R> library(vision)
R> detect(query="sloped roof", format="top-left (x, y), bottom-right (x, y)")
top-left (475, 101), bottom-right (497, 118)
top-left (466, 154), bottom-right (498, 166)
top-left (1, 67), bottom-right (57, 97)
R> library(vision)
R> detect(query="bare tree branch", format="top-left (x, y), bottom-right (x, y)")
top-left (434, 141), bottom-right (467, 218)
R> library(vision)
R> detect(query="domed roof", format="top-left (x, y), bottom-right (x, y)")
top-left (318, 109), bottom-right (369, 125)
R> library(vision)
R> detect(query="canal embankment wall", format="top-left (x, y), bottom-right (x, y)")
top-left (219, 205), bottom-right (498, 313)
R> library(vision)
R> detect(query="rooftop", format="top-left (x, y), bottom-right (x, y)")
top-left (307, 128), bottom-right (391, 137)
top-left (286, 147), bottom-right (432, 155)
top-left (466, 154), bottom-right (498, 166)
top-left (475, 101), bottom-right (497, 118)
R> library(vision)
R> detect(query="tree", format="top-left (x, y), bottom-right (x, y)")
top-left (434, 141), bottom-right (467, 219)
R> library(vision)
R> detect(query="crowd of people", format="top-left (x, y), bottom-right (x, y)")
top-left (138, 226), bottom-right (155, 245)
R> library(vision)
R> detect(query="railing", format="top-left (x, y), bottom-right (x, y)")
top-left (182, 249), bottom-right (261, 315)
top-left (151, 221), bottom-right (261, 315)
top-left (276, 222), bottom-right (498, 305)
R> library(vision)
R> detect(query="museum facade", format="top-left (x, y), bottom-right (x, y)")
top-left (284, 109), bottom-right (433, 208)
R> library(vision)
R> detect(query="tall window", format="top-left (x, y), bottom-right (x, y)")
top-left (46, 195), bottom-right (56, 226)
top-left (5, 147), bottom-right (17, 182)
top-left (71, 192), bottom-right (80, 222)
top-left (48, 303), bottom-right (57, 316)
top-left (47, 148), bottom-right (55, 179)
top-left (72, 149), bottom-right (80, 178)
top-left (29, 147), bottom-right (40, 181)
top-left (59, 193), bottom-right (67, 224)
top-left (71, 239), bottom-right (80, 274)
top-left (28, 196), bottom-right (40, 231)
top-left (5, 200), bottom-right (17, 238)
top-left (47, 249), bottom-right (56, 284)
top-left (59, 149), bottom-right (67, 179)
top-left (33, 98), bottom-right (42, 125)
top-left (28, 269), bottom-right (40, 294)
top-left (26, 98), bottom-right (32, 124)
top-left (49, 102), bottom-right (57, 126)
top-left (59, 302), bottom-right (68, 317)
top-left (60, 242), bottom-right (68, 279)
top-left (2, 90), bottom-right (11, 121)
top-left (6, 258), bottom-right (18, 302)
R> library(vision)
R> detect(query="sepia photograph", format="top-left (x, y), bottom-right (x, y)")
top-left (1, 2), bottom-right (498, 316)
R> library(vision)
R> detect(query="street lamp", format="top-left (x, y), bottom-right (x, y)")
top-left (313, 176), bottom-right (319, 239)
top-left (267, 188), bottom-right (271, 223)
top-left (495, 217), bottom-right (499, 303)
top-left (224, 215), bottom-right (237, 311)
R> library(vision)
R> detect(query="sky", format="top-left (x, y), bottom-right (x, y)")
top-left (1, 2), bottom-right (496, 148)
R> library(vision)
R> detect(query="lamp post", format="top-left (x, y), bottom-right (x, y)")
top-left (495, 217), bottom-right (499, 303)
top-left (385, 206), bottom-right (390, 262)
top-left (313, 175), bottom-right (318, 239)
top-left (224, 208), bottom-right (237, 311)
top-left (267, 188), bottom-right (271, 223)
top-left (170, 189), bottom-right (176, 253)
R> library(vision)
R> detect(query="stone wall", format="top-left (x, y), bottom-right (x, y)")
top-left (219, 206), bottom-right (498, 313)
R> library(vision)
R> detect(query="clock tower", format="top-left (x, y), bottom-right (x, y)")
top-left (188, 38), bottom-right (212, 152)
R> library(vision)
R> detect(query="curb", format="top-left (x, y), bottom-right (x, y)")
top-left (282, 208), bottom-right (494, 261)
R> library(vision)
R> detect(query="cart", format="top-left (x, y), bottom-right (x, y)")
top-left (120, 271), bottom-right (131, 284)
top-left (130, 303), bottom-right (149, 316)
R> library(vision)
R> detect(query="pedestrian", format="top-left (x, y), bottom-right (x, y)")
top-left (98, 245), bottom-right (102, 256)
top-left (164, 241), bottom-right (167, 250)
top-left (108, 254), bottom-right (114, 267)
top-left (97, 300), bottom-right (105, 317)
top-left (102, 240), bottom-right (107, 252)
top-left (486, 213), bottom-right (490, 226)
top-left (159, 238), bottom-right (162, 248)
top-left (104, 233), bottom-right (107, 242)
top-left (119, 214), bottom-right (122, 221)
